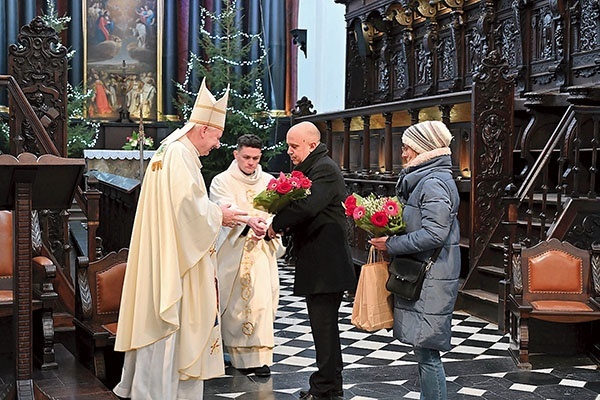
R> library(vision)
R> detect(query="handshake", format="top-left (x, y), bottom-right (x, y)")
top-left (219, 204), bottom-right (279, 240)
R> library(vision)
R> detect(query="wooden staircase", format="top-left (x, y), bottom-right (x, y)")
top-left (458, 96), bottom-right (600, 324)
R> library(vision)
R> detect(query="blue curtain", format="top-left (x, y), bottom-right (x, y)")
top-left (163, 0), bottom-right (177, 116)
top-left (68, 0), bottom-right (83, 86)
top-left (0, 0), bottom-right (19, 105)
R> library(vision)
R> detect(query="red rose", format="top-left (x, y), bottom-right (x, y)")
top-left (344, 195), bottom-right (357, 208)
top-left (300, 177), bottom-right (312, 189)
top-left (276, 181), bottom-right (293, 194)
top-left (291, 170), bottom-right (304, 179)
top-left (370, 211), bottom-right (389, 227)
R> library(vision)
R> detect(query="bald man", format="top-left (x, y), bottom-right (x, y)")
top-left (268, 122), bottom-right (356, 400)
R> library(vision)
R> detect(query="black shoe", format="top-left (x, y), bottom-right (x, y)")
top-left (254, 364), bottom-right (271, 377)
top-left (342, 291), bottom-right (355, 303)
top-left (237, 367), bottom-right (254, 375)
top-left (299, 390), bottom-right (336, 400)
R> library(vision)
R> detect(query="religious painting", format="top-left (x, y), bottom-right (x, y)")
top-left (84, 0), bottom-right (161, 121)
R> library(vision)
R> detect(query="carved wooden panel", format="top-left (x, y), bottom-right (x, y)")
top-left (8, 16), bottom-right (68, 157)
top-left (470, 50), bottom-right (514, 269)
top-left (341, 0), bottom-right (600, 104)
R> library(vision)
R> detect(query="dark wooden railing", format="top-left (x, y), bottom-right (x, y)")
top-left (507, 103), bottom-right (600, 248)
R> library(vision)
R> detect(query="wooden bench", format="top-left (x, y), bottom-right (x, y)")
top-left (506, 238), bottom-right (600, 369)
top-left (74, 248), bottom-right (128, 387)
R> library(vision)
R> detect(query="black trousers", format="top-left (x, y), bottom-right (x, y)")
top-left (305, 292), bottom-right (344, 397)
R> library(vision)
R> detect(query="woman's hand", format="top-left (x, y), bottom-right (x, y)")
top-left (368, 236), bottom-right (388, 251)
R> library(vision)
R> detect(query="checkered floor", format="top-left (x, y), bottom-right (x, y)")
top-left (204, 266), bottom-right (600, 399)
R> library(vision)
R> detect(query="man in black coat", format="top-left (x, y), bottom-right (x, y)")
top-left (268, 121), bottom-right (356, 400)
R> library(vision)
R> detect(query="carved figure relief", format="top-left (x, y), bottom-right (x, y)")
top-left (416, 43), bottom-right (432, 84)
top-left (480, 114), bottom-right (505, 177)
top-left (468, 28), bottom-right (484, 73)
top-left (439, 36), bottom-right (455, 80)
top-left (393, 46), bottom-right (408, 90)
top-left (537, 7), bottom-right (554, 60)
top-left (377, 38), bottom-right (390, 93)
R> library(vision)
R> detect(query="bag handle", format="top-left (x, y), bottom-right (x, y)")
top-left (367, 244), bottom-right (385, 264)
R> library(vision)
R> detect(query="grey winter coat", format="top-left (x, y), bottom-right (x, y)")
top-left (385, 155), bottom-right (460, 352)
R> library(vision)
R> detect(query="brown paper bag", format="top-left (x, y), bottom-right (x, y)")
top-left (351, 246), bottom-right (394, 332)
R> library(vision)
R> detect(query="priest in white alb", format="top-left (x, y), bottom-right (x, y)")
top-left (114, 78), bottom-right (246, 400)
top-left (210, 134), bottom-right (285, 378)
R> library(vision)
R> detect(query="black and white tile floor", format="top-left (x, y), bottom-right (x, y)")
top-left (205, 266), bottom-right (600, 399)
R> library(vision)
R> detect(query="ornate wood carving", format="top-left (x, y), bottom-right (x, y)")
top-left (592, 247), bottom-right (600, 297)
top-left (567, 215), bottom-right (600, 249)
top-left (291, 96), bottom-right (317, 118)
top-left (8, 16), bottom-right (68, 157)
top-left (470, 49), bottom-right (514, 268)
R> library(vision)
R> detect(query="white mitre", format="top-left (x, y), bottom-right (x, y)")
top-left (161, 78), bottom-right (230, 145)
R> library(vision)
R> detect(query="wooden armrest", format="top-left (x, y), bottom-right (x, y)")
top-left (32, 256), bottom-right (57, 279)
top-left (32, 256), bottom-right (58, 301)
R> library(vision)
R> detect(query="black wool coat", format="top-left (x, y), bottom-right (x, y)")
top-left (272, 143), bottom-right (356, 295)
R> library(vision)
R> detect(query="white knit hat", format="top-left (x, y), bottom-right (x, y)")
top-left (402, 120), bottom-right (452, 154)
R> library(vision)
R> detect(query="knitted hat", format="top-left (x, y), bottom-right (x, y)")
top-left (402, 120), bottom-right (452, 154)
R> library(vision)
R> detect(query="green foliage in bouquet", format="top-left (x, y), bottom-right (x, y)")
top-left (253, 171), bottom-right (312, 214)
top-left (343, 193), bottom-right (406, 237)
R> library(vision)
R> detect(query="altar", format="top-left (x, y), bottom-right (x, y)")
top-left (83, 149), bottom-right (156, 180)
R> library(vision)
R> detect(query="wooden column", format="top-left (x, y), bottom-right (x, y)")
top-left (408, 108), bottom-right (420, 125)
top-left (440, 104), bottom-right (460, 174)
top-left (325, 120), bottom-right (333, 157)
top-left (85, 176), bottom-right (101, 262)
top-left (13, 171), bottom-right (35, 399)
top-left (362, 115), bottom-right (371, 173)
top-left (343, 117), bottom-right (351, 172)
top-left (383, 112), bottom-right (393, 174)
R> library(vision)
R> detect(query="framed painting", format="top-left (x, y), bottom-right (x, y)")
top-left (84, 0), bottom-right (162, 121)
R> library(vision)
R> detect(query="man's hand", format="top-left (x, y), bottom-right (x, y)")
top-left (267, 224), bottom-right (280, 240)
top-left (247, 216), bottom-right (267, 237)
top-left (220, 204), bottom-right (247, 227)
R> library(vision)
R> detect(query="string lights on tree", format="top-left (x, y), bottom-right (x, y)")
top-left (176, 0), bottom-right (283, 180)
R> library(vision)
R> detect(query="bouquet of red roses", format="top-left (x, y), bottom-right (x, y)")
top-left (253, 171), bottom-right (312, 214)
top-left (343, 193), bottom-right (405, 237)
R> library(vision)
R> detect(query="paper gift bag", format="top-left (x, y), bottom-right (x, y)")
top-left (351, 246), bottom-right (394, 332)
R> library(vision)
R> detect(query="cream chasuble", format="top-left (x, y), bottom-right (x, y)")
top-left (115, 134), bottom-right (225, 387)
top-left (210, 160), bottom-right (284, 368)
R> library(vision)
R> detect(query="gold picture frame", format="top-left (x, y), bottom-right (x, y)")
top-left (83, 0), bottom-right (162, 121)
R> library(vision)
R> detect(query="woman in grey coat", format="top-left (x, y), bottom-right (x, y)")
top-left (370, 120), bottom-right (460, 400)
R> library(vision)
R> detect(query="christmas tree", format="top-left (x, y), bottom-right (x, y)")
top-left (176, 0), bottom-right (282, 181)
